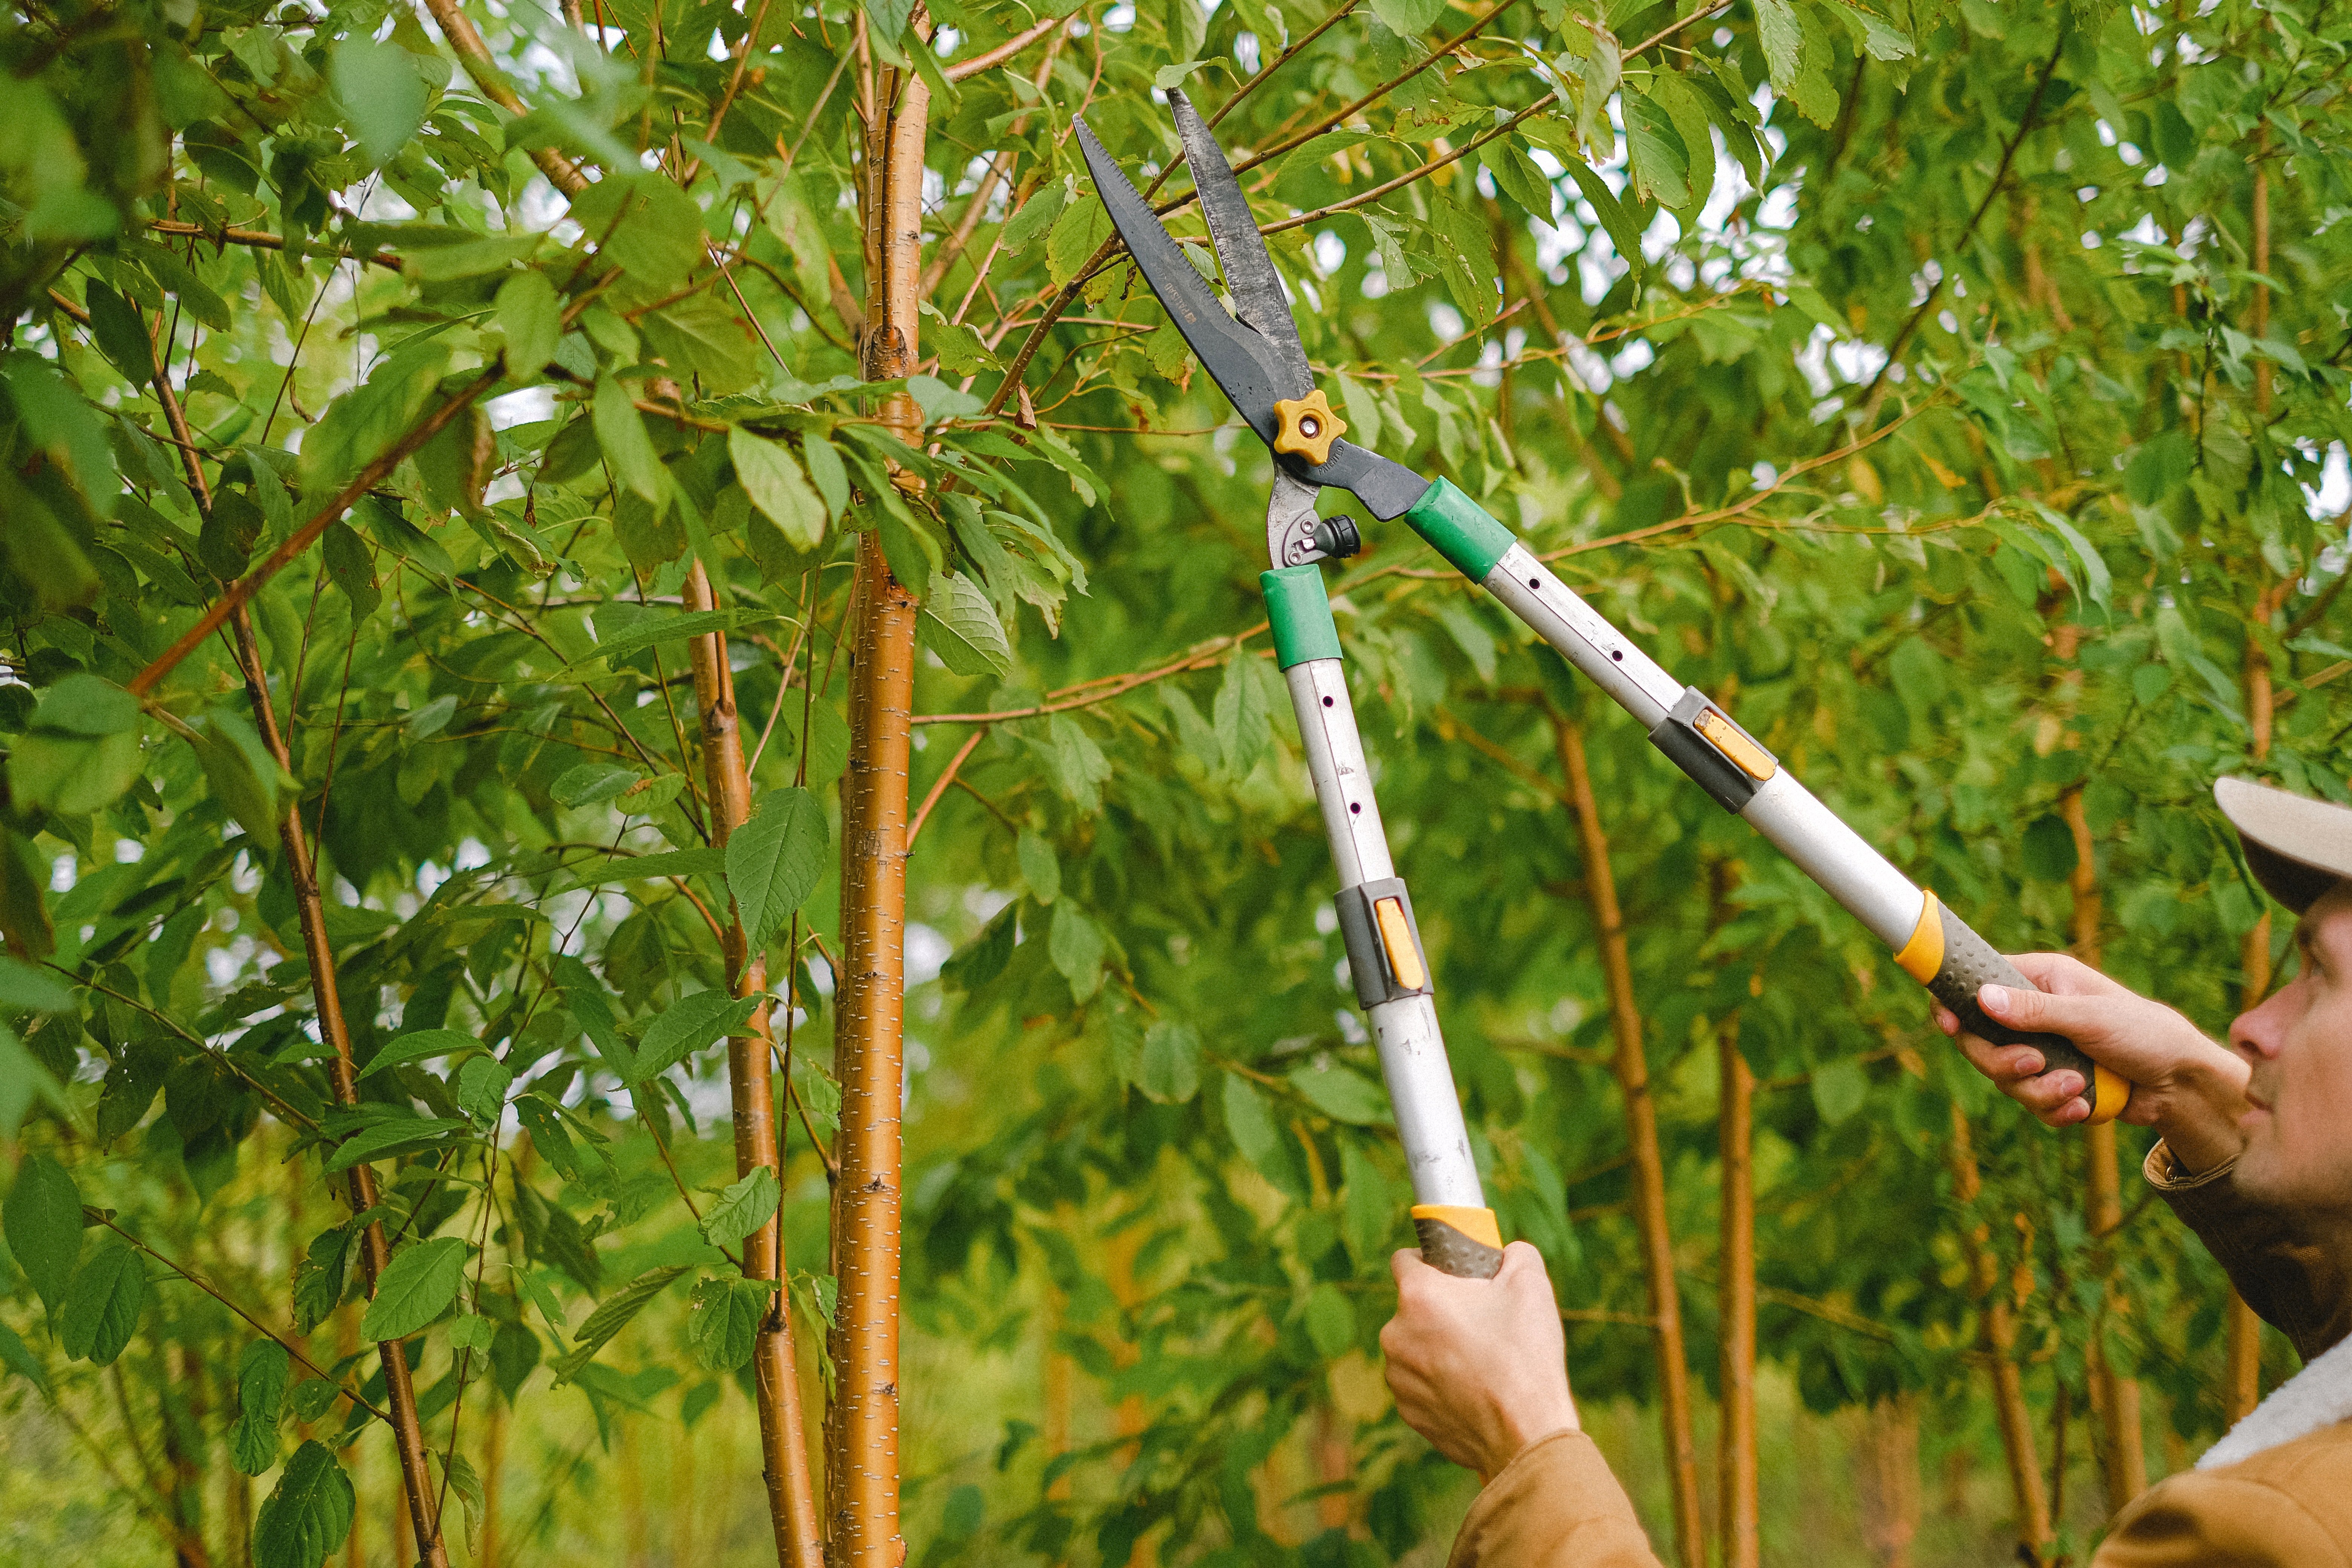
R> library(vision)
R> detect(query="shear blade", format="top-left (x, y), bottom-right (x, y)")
top-left (1167, 89), bottom-right (1313, 401)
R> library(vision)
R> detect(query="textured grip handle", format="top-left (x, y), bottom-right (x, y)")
top-left (1412, 1207), bottom-right (1504, 1279)
top-left (1913, 902), bottom-right (2128, 1124)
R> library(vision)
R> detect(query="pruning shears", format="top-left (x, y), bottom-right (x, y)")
top-left (1074, 96), bottom-right (2125, 1276)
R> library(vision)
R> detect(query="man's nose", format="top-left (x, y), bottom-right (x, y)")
top-left (2230, 983), bottom-right (2295, 1060)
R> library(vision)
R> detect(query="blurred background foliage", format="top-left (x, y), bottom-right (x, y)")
top-left (0, 0), bottom-right (2347, 1560)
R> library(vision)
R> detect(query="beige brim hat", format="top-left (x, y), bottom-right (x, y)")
top-left (2215, 777), bottom-right (2352, 913)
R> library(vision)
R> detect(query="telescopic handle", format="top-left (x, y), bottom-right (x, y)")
top-left (1897, 894), bottom-right (2130, 1124)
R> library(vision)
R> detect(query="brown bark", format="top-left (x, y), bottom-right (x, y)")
top-left (225, 608), bottom-right (451, 1568)
top-left (1717, 1022), bottom-right (1758, 1568)
top-left (2252, 127), bottom-right (2271, 421)
top-left (2227, 609), bottom-right (2282, 1421)
top-left (1856, 1395), bottom-right (1922, 1568)
top-left (1552, 714), bottom-right (1704, 1567)
top-left (682, 562), bottom-right (826, 1568)
top-left (825, 22), bottom-right (928, 1566)
top-left (480, 1393), bottom-right (506, 1568)
top-left (2062, 786), bottom-right (2147, 1507)
top-left (162, 1344), bottom-right (211, 1568)
top-left (1951, 1106), bottom-right (2053, 1558)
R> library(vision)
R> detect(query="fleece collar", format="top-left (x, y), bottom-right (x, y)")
top-left (2200, 1332), bottom-right (2352, 1470)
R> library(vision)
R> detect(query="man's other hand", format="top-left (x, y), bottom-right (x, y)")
top-left (1936, 951), bottom-right (2248, 1171)
top-left (1380, 1241), bottom-right (1579, 1478)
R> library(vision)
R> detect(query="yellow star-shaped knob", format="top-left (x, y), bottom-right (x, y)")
top-left (1271, 389), bottom-right (1346, 466)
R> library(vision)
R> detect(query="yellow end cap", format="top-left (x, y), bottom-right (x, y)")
top-left (1894, 891), bottom-right (1945, 984)
top-left (1374, 896), bottom-right (1427, 990)
top-left (1411, 1205), bottom-right (1502, 1251)
top-left (2084, 1065), bottom-right (2131, 1125)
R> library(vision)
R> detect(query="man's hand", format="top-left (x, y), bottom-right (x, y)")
top-left (1936, 952), bottom-right (2249, 1171)
top-left (1380, 1242), bottom-right (1579, 1478)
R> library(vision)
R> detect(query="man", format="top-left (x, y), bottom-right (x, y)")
top-left (1381, 778), bottom-right (2352, 1564)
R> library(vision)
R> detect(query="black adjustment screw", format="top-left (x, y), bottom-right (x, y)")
top-left (1311, 514), bottom-right (1362, 559)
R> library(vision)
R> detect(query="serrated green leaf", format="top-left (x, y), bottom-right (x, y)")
top-left (726, 787), bottom-right (828, 946)
top-left (253, 1441), bottom-right (355, 1568)
top-left (700, 1166), bottom-right (780, 1250)
top-left (730, 427), bottom-right (827, 551)
top-left (686, 1274), bottom-right (777, 1371)
top-left (917, 570), bottom-right (1012, 677)
top-left (3, 1152), bottom-right (84, 1314)
top-left (332, 41), bottom-right (428, 169)
top-left (593, 374), bottom-right (666, 503)
top-left (358, 1236), bottom-right (469, 1340)
top-left (230, 1339), bottom-right (292, 1475)
top-left (548, 1265), bottom-right (686, 1384)
top-left (358, 1029), bottom-right (477, 1078)
top-left (60, 1239), bottom-right (145, 1364)
top-left (633, 989), bottom-right (760, 1082)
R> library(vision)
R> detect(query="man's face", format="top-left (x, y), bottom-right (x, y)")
top-left (2233, 881), bottom-right (2352, 1209)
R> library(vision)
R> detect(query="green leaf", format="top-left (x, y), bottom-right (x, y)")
top-left (643, 300), bottom-right (759, 396)
top-left (730, 427), bottom-right (827, 551)
top-left (571, 173), bottom-right (706, 295)
top-left (188, 707), bottom-right (290, 842)
top-left (2021, 815), bottom-right (2080, 882)
top-left (917, 571), bottom-right (1012, 677)
top-left (60, 1239), bottom-right (145, 1365)
top-left (726, 787), bottom-right (829, 946)
top-left (1624, 86), bottom-right (1691, 210)
top-left (634, 990), bottom-right (760, 1082)
top-left (0, 955), bottom-right (74, 1012)
top-left (495, 270), bottom-right (562, 380)
top-left (253, 1441), bottom-right (355, 1568)
top-left (1369, 0), bottom-right (1445, 34)
top-left (83, 282), bottom-right (155, 387)
top-left (593, 374), bottom-right (666, 502)
top-left (1288, 1060), bottom-right (1389, 1125)
top-left (1136, 1020), bottom-right (1200, 1103)
top-left (1016, 831), bottom-right (1060, 905)
top-left (700, 1166), bottom-right (781, 1250)
top-left (230, 1339), bottom-right (292, 1476)
top-left (574, 608), bottom-right (757, 671)
top-left (1752, 0), bottom-right (1802, 91)
top-left (0, 1320), bottom-right (50, 1395)
top-left (1046, 199), bottom-right (1113, 288)
top-left (548, 1266), bottom-right (687, 1384)
top-left (1304, 1282), bottom-right (1355, 1358)
top-left (551, 763), bottom-right (642, 808)
top-left (1559, 159), bottom-right (1646, 283)
top-left (1213, 650), bottom-right (1271, 781)
top-left (801, 434), bottom-right (850, 521)
top-left (322, 1116), bottom-right (472, 1174)
top-left (8, 728), bottom-right (139, 815)
top-left (359, 1029), bottom-right (478, 1078)
top-left (358, 1236), bottom-right (469, 1341)
top-left (454, 1056), bottom-right (514, 1124)
top-left (3, 1152), bottom-right (85, 1314)
top-left (1811, 1057), bottom-right (1870, 1126)
top-left (999, 180), bottom-right (1069, 254)
top-left (1223, 1073), bottom-right (1281, 1170)
top-left (1047, 901), bottom-right (1106, 1003)
top-left (331, 40), bottom-right (429, 169)
top-left (1645, 71), bottom-right (1717, 216)
top-left (686, 1275), bottom-right (778, 1370)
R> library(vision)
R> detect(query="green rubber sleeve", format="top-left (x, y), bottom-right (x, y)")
top-left (1260, 565), bottom-right (1342, 670)
top-left (1403, 477), bottom-right (1517, 582)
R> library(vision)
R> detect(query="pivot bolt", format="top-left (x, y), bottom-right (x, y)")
top-left (1311, 514), bottom-right (1362, 559)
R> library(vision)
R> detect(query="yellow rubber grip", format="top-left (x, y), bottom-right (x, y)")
top-left (1410, 1205), bottom-right (1502, 1250)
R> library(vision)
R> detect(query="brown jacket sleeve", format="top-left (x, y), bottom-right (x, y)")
top-left (2146, 1142), bottom-right (2350, 1362)
top-left (2094, 1426), bottom-right (2352, 1568)
top-left (1445, 1430), bottom-right (1665, 1568)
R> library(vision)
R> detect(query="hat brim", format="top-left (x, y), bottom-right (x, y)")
top-left (2215, 777), bottom-right (2352, 914)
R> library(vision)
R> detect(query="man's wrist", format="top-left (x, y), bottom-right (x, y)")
top-left (2148, 1041), bottom-right (2250, 1176)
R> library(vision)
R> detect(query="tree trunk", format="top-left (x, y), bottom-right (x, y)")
top-left (683, 561), bottom-right (826, 1568)
top-left (162, 1344), bottom-right (211, 1568)
top-left (2228, 603), bottom-right (2281, 1422)
top-left (827, 23), bottom-right (928, 1566)
top-left (1950, 1106), bottom-right (2053, 1559)
top-left (227, 608), bottom-right (450, 1568)
top-left (2063, 785), bottom-right (2147, 1507)
top-left (481, 1393), bottom-right (506, 1568)
top-left (1856, 1395), bottom-right (1922, 1568)
top-left (1717, 1021), bottom-right (1758, 1568)
top-left (1552, 714), bottom-right (1704, 1567)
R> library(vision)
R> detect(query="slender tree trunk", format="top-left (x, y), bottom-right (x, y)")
top-left (683, 562), bottom-right (826, 1568)
top-left (2227, 604), bottom-right (2282, 1422)
top-left (826, 23), bottom-right (928, 1566)
top-left (480, 1392), bottom-right (506, 1568)
top-left (1856, 1395), bottom-right (1921, 1568)
top-left (1552, 714), bottom-right (1704, 1567)
top-left (162, 1344), bottom-right (211, 1568)
top-left (1950, 1106), bottom-right (2053, 1559)
top-left (2063, 785), bottom-right (2147, 1506)
top-left (1717, 1021), bottom-right (1758, 1568)
top-left (227, 609), bottom-right (450, 1568)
